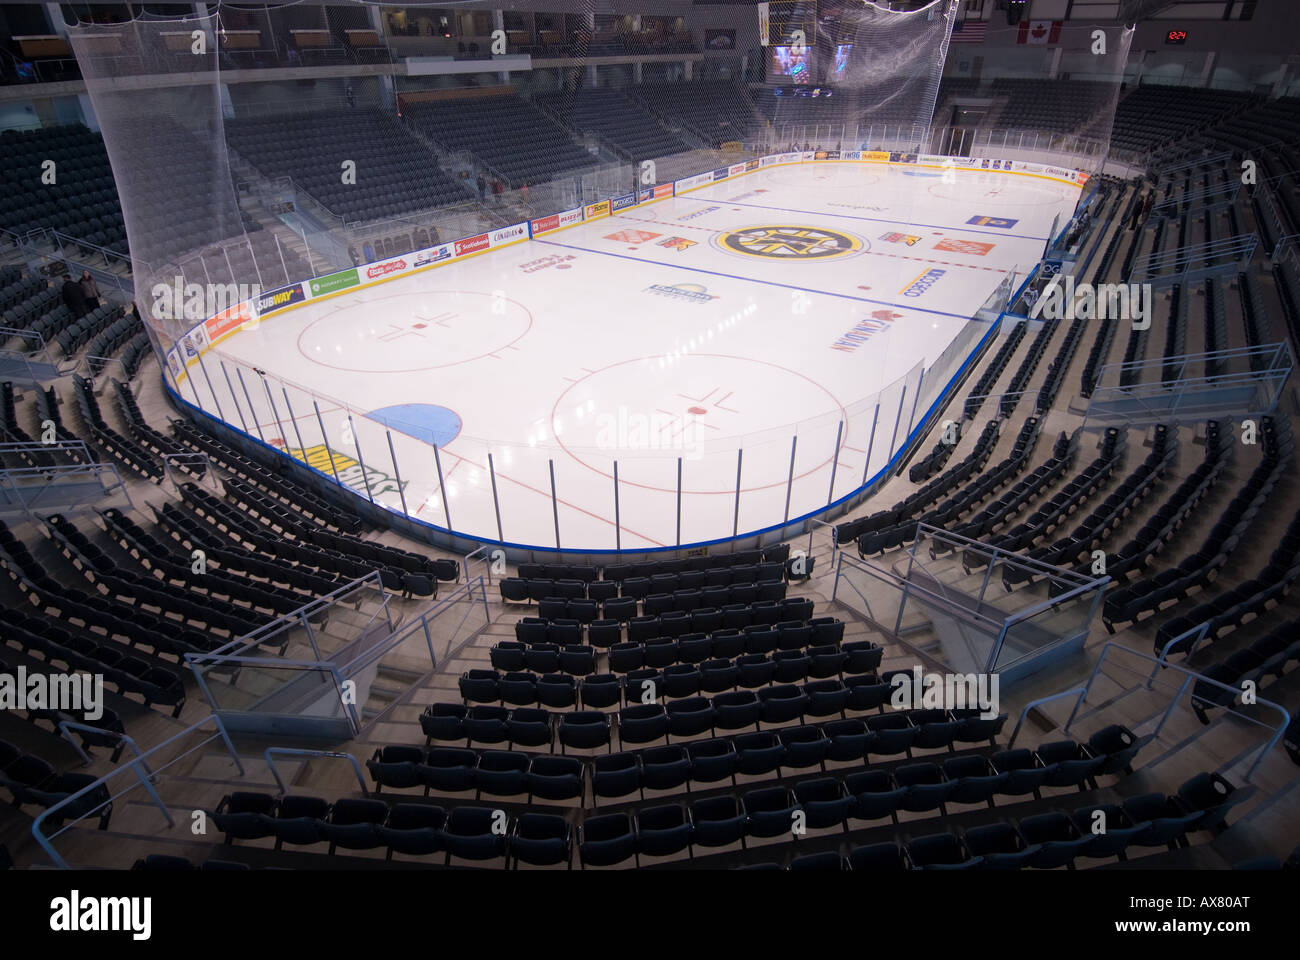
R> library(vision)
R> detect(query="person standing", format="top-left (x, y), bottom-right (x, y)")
top-left (79, 269), bottom-right (101, 311)
top-left (1128, 189), bottom-right (1146, 230)
top-left (520, 182), bottom-right (530, 205)
top-left (61, 270), bottom-right (88, 319)
top-left (476, 173), bottom-right (487, 200)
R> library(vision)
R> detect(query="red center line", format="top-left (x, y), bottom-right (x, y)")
top-left (603, 212), bottom-right (1004, 273)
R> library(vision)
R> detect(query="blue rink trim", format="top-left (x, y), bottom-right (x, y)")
top-left (675, 195), bottom-right (1051, 243)
top-left (532, 239), bottom-right (975, 321)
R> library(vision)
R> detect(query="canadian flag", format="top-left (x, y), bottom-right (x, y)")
top-left (1017, 20), bottom-right (1062, 45)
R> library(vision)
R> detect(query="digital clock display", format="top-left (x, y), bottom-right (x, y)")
top-left (1165, 29), bottom-right (1188, 45)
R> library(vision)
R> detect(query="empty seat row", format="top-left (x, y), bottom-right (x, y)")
top-left (514, 597), bottom-right (815, 649)
top-left (472, 643), bottom-right (878, 704)
top-left (422, 693), bottom-right (1010, 755)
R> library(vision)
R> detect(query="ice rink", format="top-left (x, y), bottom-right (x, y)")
top-left (184, 160), bottom-right (1083, 551)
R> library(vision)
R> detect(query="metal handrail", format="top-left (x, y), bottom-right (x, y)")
top-left (1096, 340), bottom-right (1289, 378)
top-left (463, 543), bottom-right (497, 584)
top-left (57, 720), bottom-right (150, 770)
top-left (1132, 233), bottom-right (1258, 276)
top-left (265, 747), bottom-right (368, 797)
top-left (1271, 233), bottom-right (1300, 261)
top-left (1152, 622), bottom-right (1210, 681)
top-left (160, 451), bottom-right (217, 492)
top-left (32, 713), bottom-right (245, 869)
top-left (1007, 687), bottom-right (1088, 748)
top-left (839, 551), bottom-right (1004, 632)
top-left (1063, 640), bottom-right (1291, 782)
top-left (0, 439), bottom-right (95, 461)
top-left (1157, 150), bottom-right (1232, 175)
top-left (191, 570), bottom-right (387, 663)
top-left (1151, 179), bottom-right (1240, 213)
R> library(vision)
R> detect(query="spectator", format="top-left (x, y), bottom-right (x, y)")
top-left (348, 244), bottom-right (361, 266)
top-left (345, 84), bottom-right (355, 107)
top-left (476, 173), bottom-right (487, 200)
top-left (1128, 189), bottom-right (1147, 230)
top-left (491, 177), bottom-right (504, 203)
top-left (61, 270), bottom-right (88, 319)
top-left (79, 270), bottom-right (100, 311)
top-left (520, 182), bottom-right (530, 204)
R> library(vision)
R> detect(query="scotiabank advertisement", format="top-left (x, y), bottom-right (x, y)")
top-left (454, 233), bottom-right (491, 256)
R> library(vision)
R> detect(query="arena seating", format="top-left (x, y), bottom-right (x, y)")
top-left (226, 109), bottom-right (472, 221)
top-left (0, 125), bottom-right (126, 253)
top-left (404, 95), bottom-right (596, 189)
top-left (631, 83), bottom-right (761, 148)
top-left (6, 27), bottom-right (1300, 879)
top-left (534, 88), bottom-right (691, 160)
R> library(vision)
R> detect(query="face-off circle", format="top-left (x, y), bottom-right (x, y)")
top-left (296, 289), bottom-right (532, 373)
top-left (926, 175), bottom-right (1074, 207)
top-left (551, 354), bottom-right (847, 494)
top-left (759, 167), bottom-right (882, 190)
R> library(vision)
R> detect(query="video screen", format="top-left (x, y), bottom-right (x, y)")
top-left (771, 45), bottom-right (809, 83)
top-left (833, 44), bottom-right (851, 77)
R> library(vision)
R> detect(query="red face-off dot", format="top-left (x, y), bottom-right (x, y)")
top-left (687, 406), bottom-right (707, 415)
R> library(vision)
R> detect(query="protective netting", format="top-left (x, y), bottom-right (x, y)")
top-left (933, 21), bottom-right (1134, 178)
top-left (66, 13), bottom-right (251, 346)
top-left (759, 0), bottom-right (955, 142)
top-left (58, 1), bottom-right (1133, 550)
top-left (64, 1), bottom-right (973, 353)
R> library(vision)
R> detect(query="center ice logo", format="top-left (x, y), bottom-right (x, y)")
top-left (718, 225), bottom-right (861, 259)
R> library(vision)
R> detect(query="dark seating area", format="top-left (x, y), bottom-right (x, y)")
top-left (632, 82), bottom-right (761, 148)
top-left (535, 88), bottom-right (691, 161)
top-left (990, 79), bottom-right (1118, 135)
top-left (1110, 84), bottom-right (1258, 158)
top-left (218, 722), bottom-right (1262, 870)
top-left (404, 94), bottom-right (596, 189)
top-left (0, 124), bottom-right (127, 254)
top-left (226, 109), bottom-right (473, 222)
